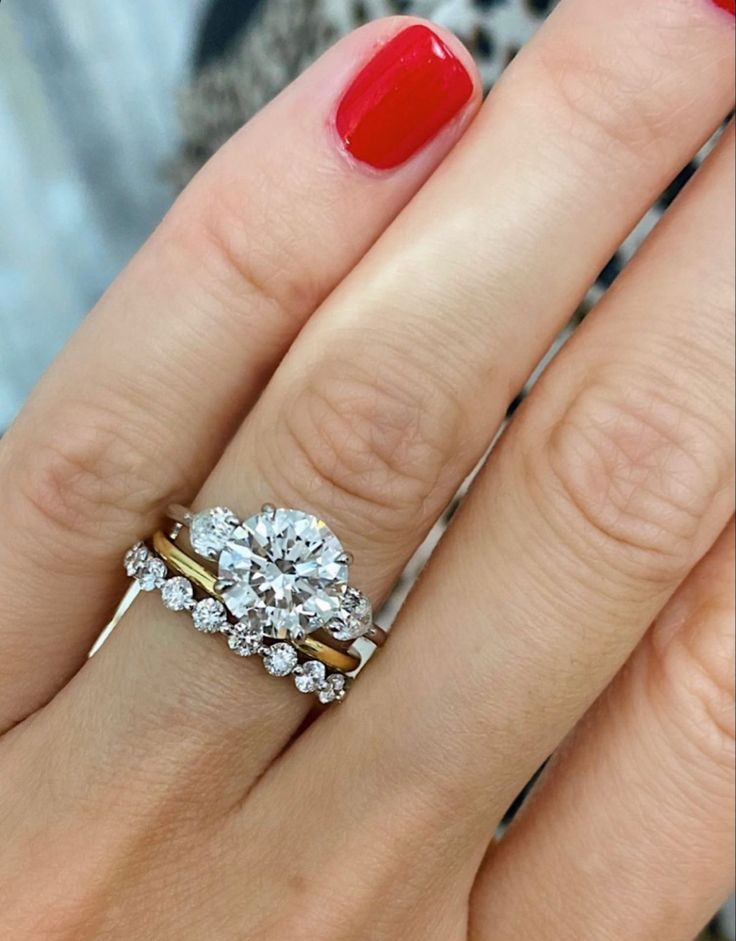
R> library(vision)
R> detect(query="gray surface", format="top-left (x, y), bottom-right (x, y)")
top-left (0, 0), bottom-right (206, 429)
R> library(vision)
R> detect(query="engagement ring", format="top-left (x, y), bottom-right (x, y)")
top-left (121, 504), bottom-right (386, 703)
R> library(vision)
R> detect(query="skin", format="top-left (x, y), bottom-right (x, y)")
top-left (0, 3), bottom-right (733, 939)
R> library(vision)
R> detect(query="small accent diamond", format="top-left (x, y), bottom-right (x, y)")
top-left (318, 674), bottom-right (348, 704)
top-left (327, 587), bottom-right (373, 641)
top-left (294, 660), bottom-right (326, 694)
top-left (262, 643), bottom-right (298, 677)
top-left (124, 542), bottom-right (150, 577)
top-left (227, 622), bottom-right (263, 656)
top-left (190, 507), bottom-right (239, 559)
top-left (192, 598), bottom-right (227, 633)
top-left (136, 556), bottom-right (167, 591)
top-left (161, 577), bottom-right (195, 611)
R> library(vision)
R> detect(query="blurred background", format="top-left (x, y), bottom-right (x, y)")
top-left (0, 0), bottom-right (206, 428)
top-left (0, 2), bottom-right (732, 936)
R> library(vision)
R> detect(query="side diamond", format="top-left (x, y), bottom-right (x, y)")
top-left (190, 507), bottom-right (239, 559)
top-left (192, 598), bottom-right (227, 633)
top-left (318, 674), bottom-right (348, 704)
top-left (136, 556), bottom-right (167, 591)
top-left (227, 622), bottom-right (263, 656)
top-left (294, 661), bottom-right (326, 694)
top-left (262, 643), bottom-right (298, 677)
top-left (161, 577), bottom-right (195, 611)
top-left (327, 587), bottom-right (373, 641)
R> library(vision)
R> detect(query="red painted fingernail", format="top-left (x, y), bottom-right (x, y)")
top-left (335, 24), bottom-right (474, 171)
top-left (712, 0), bottom-right (735, 14)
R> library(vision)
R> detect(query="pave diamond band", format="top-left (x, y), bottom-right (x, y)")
top-left (120, 503), bottom-right (386, 703)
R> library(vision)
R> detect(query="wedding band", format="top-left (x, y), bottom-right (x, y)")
top-left (121, 503), bottom-right (386, 703)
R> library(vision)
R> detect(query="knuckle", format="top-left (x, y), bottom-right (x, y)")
top-left (167, 177), bottom-right (317, 343)
top-left (528, 23), bottom-right (685, 169)
top-left (538, 371), bottom-right (728, 584)
top-left (649, 606), bottom-right (735, 763)
top-left (264, 352), bottom-right (464, 541)
top-left (13, 398), bottom-right (165, 553)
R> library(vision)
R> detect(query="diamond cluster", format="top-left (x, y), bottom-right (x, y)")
top-left (124, 539), bottom-right (350, 702)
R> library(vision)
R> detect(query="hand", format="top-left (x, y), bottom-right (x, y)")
top-left (1, 5), bottom-right (733, 940)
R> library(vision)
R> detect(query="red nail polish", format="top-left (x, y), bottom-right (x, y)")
top-left (335, 24), bottom-right (474, 171)
top-left (712, 0), bottom-right (735, 14)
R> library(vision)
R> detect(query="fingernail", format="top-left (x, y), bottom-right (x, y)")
top-left (335, 24), bottom-right (474, 171)
top-left (711, 0), bottom-right (735, 14)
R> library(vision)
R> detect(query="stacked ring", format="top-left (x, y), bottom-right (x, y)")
top-left (119, 504), bottom-right (386, 703)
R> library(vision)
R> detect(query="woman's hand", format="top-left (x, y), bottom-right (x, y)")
top-left (1, 4), bottom-right (734, 939)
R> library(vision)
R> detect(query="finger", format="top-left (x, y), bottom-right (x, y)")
top-left (48, 0), bottom-right (735, 806)
top-left (4, 6), bottom-right (734, 936)
top-left (229, 125), bottom-right (735, 935)
top-left (472, 521), bottom-right (735, 941)
top-left (0, 19), bottom-right (480, 727)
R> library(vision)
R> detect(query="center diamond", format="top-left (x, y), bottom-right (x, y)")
top-left (218, 508), bottom-right (348, 639)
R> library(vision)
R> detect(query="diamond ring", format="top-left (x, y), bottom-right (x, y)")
top-left (121, 504), bottom-right (386, 702)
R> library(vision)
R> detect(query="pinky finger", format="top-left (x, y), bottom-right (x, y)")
top-left (471, 521), bottom-right (735, 941)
